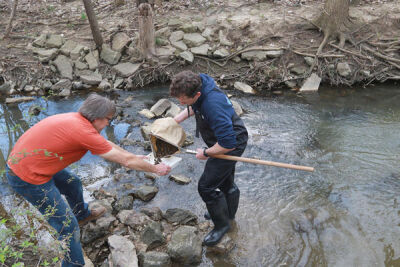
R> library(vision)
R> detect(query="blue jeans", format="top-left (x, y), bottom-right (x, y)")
top-left (6, 166), bottom-right (90, 267)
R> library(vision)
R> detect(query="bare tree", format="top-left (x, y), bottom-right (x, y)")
top-left (82, 0), bottom-right (103, 49)
top-left (3, 0), bottom-right (18, 39)
top-left (313, 0), bottom-right (351, 55)
top-left (138, 3), bottom-right (156, 60)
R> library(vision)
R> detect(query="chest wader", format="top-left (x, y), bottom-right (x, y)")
top-left (190, 93), bottom-right (248, 246)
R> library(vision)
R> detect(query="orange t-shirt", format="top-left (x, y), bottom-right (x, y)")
top-left (7, 112), bottom-right (112, 185)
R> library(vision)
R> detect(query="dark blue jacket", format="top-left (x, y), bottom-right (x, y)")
top-left (192, 74), bottom-right (237, 149)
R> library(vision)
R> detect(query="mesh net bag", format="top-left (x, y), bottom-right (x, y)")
top-left (150, 117), bottom-right (186, 158)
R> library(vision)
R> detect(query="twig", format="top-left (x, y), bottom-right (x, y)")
top-left (329, 43), bottom-right (370, 60)
top-left (291, 49), bottom-right (345, 58)
top-left (362, 45), bottom-right (400, 65)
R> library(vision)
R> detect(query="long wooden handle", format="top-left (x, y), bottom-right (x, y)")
top-left (212, 154), bottom-right (315, 172)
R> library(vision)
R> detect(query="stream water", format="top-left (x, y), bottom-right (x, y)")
top-left (1, 84), bottom-right (400, 266)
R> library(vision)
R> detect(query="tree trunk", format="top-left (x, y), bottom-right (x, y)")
top-left (82, 0), bottom-right (103, 49)
top-left (3, 0), bottom-right (18, 39)
top-left (313, 0), bottom-right (350, 55)
top-left (138, 3), bottom-right (155, 60)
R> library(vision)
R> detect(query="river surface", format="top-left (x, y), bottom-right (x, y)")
top-left (1, 85), bottom-right (400, 266)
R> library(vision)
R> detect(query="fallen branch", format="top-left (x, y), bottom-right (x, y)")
top-left (291, 49), bottom-right (345, 58)
top-left (329, 43), bottom-right (370, 60)
top-left (3, 0), bottom-right (18, 39)
top-left (362, 45), bottom-right (400, 67)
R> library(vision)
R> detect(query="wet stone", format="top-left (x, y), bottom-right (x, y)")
top-left (169, 174), bottom-right (191, 185)
top-left (140, 251), bottom-right (171, 267)
top-left (112, 195), bottom-right (134, 212)
top-left (163, 208), bottom-right (198, 225)
top-left (140, 207), bottom-right (163, 221)
top-left (141, 221), bottom-right (165, 249)
top-left (134, 185), bottom-right (159, 202)
top-left (150, 98), bottom-right (171, 116)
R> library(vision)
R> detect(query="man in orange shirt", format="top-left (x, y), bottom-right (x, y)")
top-left (5, 93), bottom-right (170, 267)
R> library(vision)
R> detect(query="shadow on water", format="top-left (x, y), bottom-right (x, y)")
top-left (1, 84), bottom-right (400, 266)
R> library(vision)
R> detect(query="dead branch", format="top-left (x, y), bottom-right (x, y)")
top-left (3, 0), bottom-right (19, 39)
top-left (329, 43), bottom-right (370, 60)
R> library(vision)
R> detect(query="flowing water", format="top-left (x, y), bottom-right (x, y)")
top-left (1, 84), bottom-right (400, 266)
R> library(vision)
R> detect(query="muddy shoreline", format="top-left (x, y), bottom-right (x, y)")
top-left (1, 0), bottom-right (400, 98)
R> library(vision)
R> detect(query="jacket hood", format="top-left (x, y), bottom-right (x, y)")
top-left (199, 73), bottom-right (216, 96)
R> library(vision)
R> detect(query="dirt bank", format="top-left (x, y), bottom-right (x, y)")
top-left (0, 0), bottom-right (399, 95)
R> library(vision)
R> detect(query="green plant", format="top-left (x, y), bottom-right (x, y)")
top-left (80, 11), bottom-right (87, 21)
top-left (46, 5), bottom-right (55, 12)
top-left (0, 210), bottom-right (63, 267)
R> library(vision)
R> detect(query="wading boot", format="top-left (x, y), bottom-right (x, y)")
top-left (204, 184), bottom-right (240, 220)
top-left (203, 195), bottom-right (230, 246)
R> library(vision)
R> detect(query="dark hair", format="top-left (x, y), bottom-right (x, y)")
top-left (169, 71), bottom-right (202, 98)
top-left (78, 93), bottom-right (116, 122)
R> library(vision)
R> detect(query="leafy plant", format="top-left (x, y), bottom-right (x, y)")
top-left (81, 11), bottom-right (87, 21)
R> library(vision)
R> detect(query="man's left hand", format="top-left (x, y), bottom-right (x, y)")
top-left (196, 148), bottom-right (208, 160)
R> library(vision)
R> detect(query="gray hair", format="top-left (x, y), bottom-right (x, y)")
top-left (78, 93), bottom-right (116, 122)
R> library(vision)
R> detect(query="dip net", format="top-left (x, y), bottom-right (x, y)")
top-left (149, 118), bottom-right (186, 162)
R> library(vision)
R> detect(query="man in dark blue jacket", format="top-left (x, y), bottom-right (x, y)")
top-left (170, 71), bottom-right (248, 246)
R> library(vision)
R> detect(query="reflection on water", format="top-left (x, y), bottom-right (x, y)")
top-left (1, 84), bottom-right (400, 266)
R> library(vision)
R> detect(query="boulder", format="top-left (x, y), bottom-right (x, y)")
top-left (53, 55), bottom-right (73, 80)
top-left (113, 62), bottom-right (141, 78)
top-left (139, 109), bottom-right (156, 119)
top-left (164, 102), bottom-right (181, 118)
top-left (219, 30), bottom-right (233, 46)
top-left (234, 81), bottom-right (256, 94)
top-left (101, 44), bottom-right (121, 65)
top-left (140, 251), bottom-right (171, 267)
top-left (112, 32), bottom-right (131, 52)
top-left (156, 46), bottom-right (176, 57)
top-left (190, 44), bottom-right (210, 56)
top-left (70, 44), bottom-right (87, 60)
top-left (183, 33), bottom-right (206, 47)
top-left (140, 207), bottom-right (163, 221)
top-left (150, 98), bottom-right (171, 116)
top-left (169, 31), bottom-right (184, 42)
top-left (167, 226), bottom-right (202, 265)
top-left (84, 52), bottom-right (99, 70)
top-left (141, 221), bottom-right (165, 249)
top-left (81, 215), bottom-right (116, 244)
top-left (108, 235), bottom-right (138, 267)
top-left (51, 79), bottom-right (72, 92)
top-left (32, 33), bottom-right (47, 47)
top-left (169, 174), bottom-right (191, 185)
top-left (213, 48), bottom-right (229, 58)
top-left (163, 208), bottom-right (197, 225)
top-left (112, 195), bottom-right (134, 212)
top-left (60, 40), bottom-right (78, 56)
top-left (80, 72), bottom-right (102, 85)
top-left (179, 51), bottom-right (194, 63)
top-left (45, 34), bottom-right (64, 48)
top-left (134, 185), bottom-right (159, 202)
top-left (300, 73), bottom-right (321, 93)
top-left (32, 48), bottom-right (58, 63)
top-left (337, 62), bottom-right (352, 77)
top-left (231, 100), bottom-right (243, 116)
top-left (117, 210), bottom-right (151, 230)
top-left (171, 41), bottom-right (187, 51)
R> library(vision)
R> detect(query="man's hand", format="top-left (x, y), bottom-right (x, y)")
top-left (196, 148), bottom-right (208, 160)
top-left (154, 163), bottom-right (171, 176)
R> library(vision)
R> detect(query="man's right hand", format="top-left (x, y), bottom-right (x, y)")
top-left (154, 163), bottom-right (171, 176)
